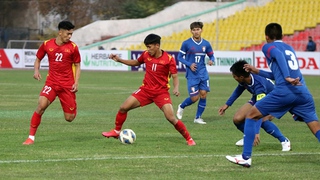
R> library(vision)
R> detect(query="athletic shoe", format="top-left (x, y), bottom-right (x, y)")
top-left (102, 129), bottom-right (119, 138)
top-left (235, 138), bottom-right (244, 146)
top-left (225, 155), bottom-right (252, 168)
top-left (194, 118), bottom-right (207, 124)
top-left (22, 138), bottom-right (34, 145)
top-left (187, 138), bottom-right (196, 146)
top-left (176, 104), bottom-right (184, 119)
top-left (281, 138), bottom-right (291, 151)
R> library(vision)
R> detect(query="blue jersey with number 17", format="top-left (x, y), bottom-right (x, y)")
top-left (261, 40), bottom-right (309, 94)
top-left (178, 38), bottom-right (215, 79)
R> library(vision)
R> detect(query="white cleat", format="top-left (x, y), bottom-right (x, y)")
top-left (176, 104), bottom-right (184, 119)
top-left (235, 138), bottom-right (244, 146)
top-left (226, 155), bottom-right (251, 168)
top-left (281, 138), bottom-right (291, 151)
top-left (194, 118), bottom-right (207, 125)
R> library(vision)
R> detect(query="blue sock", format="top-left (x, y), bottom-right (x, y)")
top-left (261, 121), bottom-right (286, 142)
top-left (180, 97), bottom-right (193, 109)
top-left (315, 130), bottom-right (320, 142)
top-left (195, 98), bottom-right (206, 119)
top-left (255, 118), bottom-right (263, 134)
top-left (234, 122), bottom-right (245, 133)
top-left (242, 118), bottom-right (256, 160)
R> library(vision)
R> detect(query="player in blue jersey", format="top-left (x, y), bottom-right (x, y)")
top-left (226, 23), bottom-right (320, 167)
top-left (176, 21), bottom-right (215, 124)
top-left (218, 60), bottom-right (290, 151)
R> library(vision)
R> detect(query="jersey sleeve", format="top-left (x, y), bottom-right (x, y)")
top-left (72, 43), bottom-right (81, 63)
top-left (137, 51), bottom-right (147, 64)
top-left (177, 41), bottom-right (193, 67)
top-left (169, 55), bottom-right (178, 74)
top-left (36, 42), bottom-right (47, 60)
top-left (225, 85), bottom-right (245, 106)
top-left (206, 42), bottom-right (215, 61)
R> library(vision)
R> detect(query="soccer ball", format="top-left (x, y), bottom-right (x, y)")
top-left (119, 129), bottom-right (136, 144)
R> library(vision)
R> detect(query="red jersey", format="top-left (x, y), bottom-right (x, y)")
top-left (36, 38), bottom-right (81, 86)
top-left (137, 50), bottom-right (177, 91)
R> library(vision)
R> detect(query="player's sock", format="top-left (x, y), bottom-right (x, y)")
top-left (261, 120), bottom-right (287, 142)
top-left (255, 118), bottom-right (263, 134)
top-left (29, 112), bottom-right (42, 136)
top-left (242, 118), bottom-right (256, 160)
top-left (234, 122), bottom-right (245, 133)
top-left (115, 111), bottom-right (127, 131)
top-left (195, 98), bottom-right (206, 119)
top-left (180, 97), bottom-right (193, 109)
top-left (174, 120), bottom-right (191, 140)
top-left (315, 130), bottom-right (320, 142)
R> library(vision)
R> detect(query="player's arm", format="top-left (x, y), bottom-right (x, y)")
top-left (244, 64), bottom-right (275, 80)
top-left (33, 58), bottom-right (42, 81)
top-left (109, 53), bottom-right (141, 66)
top-left (71, 62), bottom-right (81, 92)
top-left (206, 44), bottom-right (215, 66)
top-left (219, 85), bottom-right (245, 115)
top-left (171, 73), bottom-right (180, 97)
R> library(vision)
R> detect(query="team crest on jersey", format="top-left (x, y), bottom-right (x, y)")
top-left (147, 58), bottom-right (152, 61)
top-left (65, 49), bottom-right (70, 53)
top-left (159, 60), bottom-right (165, 64)
top-left (49, 48), bottom-right (54, 52)
top-left (191, 87), bottom-right (195, 92)
top-left (202, 46), bottom-right (206, 52)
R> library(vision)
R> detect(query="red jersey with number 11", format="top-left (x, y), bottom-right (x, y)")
top-left (36, 38), bottom-right (81, 87)
top-left (137, 50), bottom-right (177, 91)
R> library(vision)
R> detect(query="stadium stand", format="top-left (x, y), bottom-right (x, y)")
top-left (79, 0), bottom-right (319, 51)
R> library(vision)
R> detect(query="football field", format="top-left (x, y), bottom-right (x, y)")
top-left (0, 69), bottom-right (319, 179)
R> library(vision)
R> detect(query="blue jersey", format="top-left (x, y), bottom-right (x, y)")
top-left (178, 37), bottom-right (215, 79)
top-left (226, 74), bottom-right (274, 106)
top-left (260, 40), bottom-right (309, 94)
top-left (255, 40), bottom-right (317, 123)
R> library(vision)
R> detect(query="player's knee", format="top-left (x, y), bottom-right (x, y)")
top-left (233, 114), bottom-right (244, 124)
top-left (64, 114), bottom-right (76, 122)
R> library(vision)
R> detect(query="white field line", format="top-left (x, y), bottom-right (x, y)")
top-left (1, 152), bottom-right (320, 164)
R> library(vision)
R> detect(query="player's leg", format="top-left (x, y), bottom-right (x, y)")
top-left (260, 115), bottom-right (290, 151)
top-left (102, 88), bottom-right (148, 138)
top-left (176, 78), bottom-right (199, 119)
top-left (23, 85), bottom-right (56, 145)
top-left (232, 103), bottom-right (252, 146)
top-left (194, 79), bottom-right (210, 124)
top-left (156, 91), bottom-right (195, 146)
top-left (58, 89), bottom-right (77, 122)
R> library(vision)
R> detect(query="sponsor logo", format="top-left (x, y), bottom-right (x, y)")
top-left (13, 53), bottom-right (20, 64)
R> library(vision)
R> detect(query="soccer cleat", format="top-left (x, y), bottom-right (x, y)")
top-left (176, 104), bottom-right (184, 119)
top-left (187, 138), bottom-right (196, 146)
top-left (102, 129), bottom-right (120, 138)
top-left (235, 138), bottom-right (244, 146)
top-left (194, 118), bottom-right (207, 124)
top-left (281, 138), bottom-right (291, 151)
top-left (22, 138), bottom-right (34, 145)
top-left (226, 155), bottom-right (252, 168)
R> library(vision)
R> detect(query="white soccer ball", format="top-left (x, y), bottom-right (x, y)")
top-left (119, 129), bottom-right (136, 144)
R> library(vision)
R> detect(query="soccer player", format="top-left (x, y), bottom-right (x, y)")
top-left (102, 34), bottom-right (196, 146)
top-left (22, 21), bottom-right (81, 145)
top-left (218, 60), bottom-right (290, 151)
top-left (176, 21), bottom-right (215, 125)
top-left (226, 23), bottom-right (320, 167)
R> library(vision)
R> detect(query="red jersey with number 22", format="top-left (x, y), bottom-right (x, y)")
top-left (36, 38), bottom-right (81, 87)
top-left (137, 50), bottom-right (177, 91)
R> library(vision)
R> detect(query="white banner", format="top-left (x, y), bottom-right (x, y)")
top-left (80, 50), bottom-right (130, 71)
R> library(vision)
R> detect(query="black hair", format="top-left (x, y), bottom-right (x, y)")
top-left (190, 21), bottom-right (203, 29)
top-left (58, 21), bottom-right (75, 30)
top-left (144, 34), bottom-right (161, 45)
top-left (230, 60), bottom-right (250, 77)
top-left (265, 23), bottom-right (282, 40)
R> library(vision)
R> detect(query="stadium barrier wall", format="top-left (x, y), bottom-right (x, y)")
top-left (0, 49), bottom-right (319, 75)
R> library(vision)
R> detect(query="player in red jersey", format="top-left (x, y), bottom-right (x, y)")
top-left (102, 34), bottom-right (196, 146)
top-left (23, 21), bottom-right (81, 145)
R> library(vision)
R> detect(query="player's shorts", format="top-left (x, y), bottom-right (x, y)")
top-left (255, 90), bottom-right (318, 123)
top-left (39, 83), bottom-right (77, 114)
top-left (131, 88), bottom-right (172, 109)
top-left (187, 77), bottom-right (210, 97)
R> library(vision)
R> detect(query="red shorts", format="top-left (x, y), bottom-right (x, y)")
top-left (132, 88), bottom-right (172, 109)
top-left (39, 83), bottom-right (77, 114)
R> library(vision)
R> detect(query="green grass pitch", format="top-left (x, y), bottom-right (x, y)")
top-left (0, 69), bottom-right (319, 179)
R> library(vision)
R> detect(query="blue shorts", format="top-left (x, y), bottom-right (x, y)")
top-left (187, 77), bottom-right (210, 97)
top-left (255, 89), bottom-right (318, 123)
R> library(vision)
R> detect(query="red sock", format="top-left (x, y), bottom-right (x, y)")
top-left (174, 120), bottom-right (191, 140)
top-left (29, 112), bottom-right (42, 136)
top-left (115, 111), bottom-right (127, 131)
